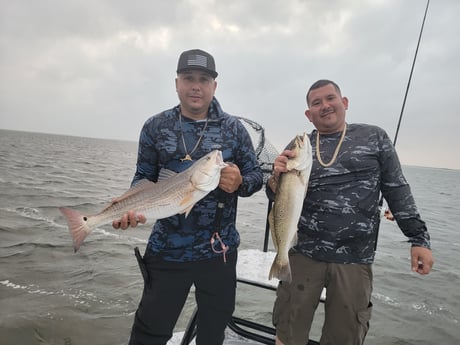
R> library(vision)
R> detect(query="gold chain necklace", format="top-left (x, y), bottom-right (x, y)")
top-left (316, 125), bottom-right (347, 167)
top-left (179, 114), bottom-right (209, 161)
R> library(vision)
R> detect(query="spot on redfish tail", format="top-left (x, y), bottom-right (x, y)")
top-left (59, 207), bottom-right (92, 252)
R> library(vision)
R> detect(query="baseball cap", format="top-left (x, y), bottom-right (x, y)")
top-left (176, 49), bottom-right (218, 78)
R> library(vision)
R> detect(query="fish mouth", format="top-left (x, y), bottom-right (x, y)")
top-left (200, 151), bottom-right (227, 177)
top-left (215, 150), bottom-right (226, 166)
top-left (295, 133), bottom-right (306, 148)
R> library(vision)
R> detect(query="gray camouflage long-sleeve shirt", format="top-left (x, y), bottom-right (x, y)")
top-left (133, 97), bottom-right (263, 262)
top-left (270, 123), bottom-right (430, 264)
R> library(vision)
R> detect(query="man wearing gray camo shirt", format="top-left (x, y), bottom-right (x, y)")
top-left (268, 79), bottom-right (433, 345)
top-left (113, 49), bottom-right (263, 345)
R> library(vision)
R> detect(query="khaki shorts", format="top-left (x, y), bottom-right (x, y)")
top-left (273, 252), bottom-right (373, 345)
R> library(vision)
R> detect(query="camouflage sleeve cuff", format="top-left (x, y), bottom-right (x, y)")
top-left (408, 233), bottom-right (431, 249)
top-left (238, 173), bottom-right (263, 197)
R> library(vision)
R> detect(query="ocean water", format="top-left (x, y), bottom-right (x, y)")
top-left (0, 129), bottom-right (459, 345)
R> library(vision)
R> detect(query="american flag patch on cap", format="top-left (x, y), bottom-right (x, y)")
top-left (187, 54), bottom-right (208, 68)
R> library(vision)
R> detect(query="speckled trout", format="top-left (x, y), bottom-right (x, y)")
top-left (60, 150), bottom-right (227, 252)
top-left (268, 133), bottom-right (312, 282)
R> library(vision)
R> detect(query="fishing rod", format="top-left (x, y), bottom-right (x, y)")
top-left (375, 0), bottom-right (430, 249)
top-left (393, 0), bottom-right (430, 146)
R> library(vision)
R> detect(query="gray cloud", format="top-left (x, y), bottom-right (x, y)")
top-left (1, 0), bottom-right (459, 169)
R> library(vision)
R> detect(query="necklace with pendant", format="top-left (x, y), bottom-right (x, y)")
top-left (179, 113), bottom-right (209, 161)
top-left (316, 124), bottom-right (347, 167)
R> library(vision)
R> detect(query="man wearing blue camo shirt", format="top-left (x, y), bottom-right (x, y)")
top-left (113, 49), bottom-right (263, 345)
top-left (267, 79), bottom-right (434, 345)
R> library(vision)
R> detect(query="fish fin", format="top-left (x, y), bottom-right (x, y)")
top-left (285, 161), bottom-right (296, 171)
top-left (298, 170), bottom-right (309, 186)
top-left (59, 207), bottom-right (93, 252)
top-left (111, 179), bottom-right (154, 204)
top-left (158, 169), bottom-right (177, 181)
top-left (268, 255), bottom-right (292, 283)
top-left (290, 232), bottom-right (298, 248)
top-left (183, 205), bottom-right (194, 218)
top-left (178, 190), bottom-right (196, 217)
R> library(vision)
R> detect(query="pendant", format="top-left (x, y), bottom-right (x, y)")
top-left (181, 154), bottom-right (193, 161)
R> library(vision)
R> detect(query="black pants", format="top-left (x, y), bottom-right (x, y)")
top-left (129, 249), bottom-right (237, 345)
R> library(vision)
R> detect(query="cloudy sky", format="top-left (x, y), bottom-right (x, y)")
top-left (1, 0), bottom-right (459, 170)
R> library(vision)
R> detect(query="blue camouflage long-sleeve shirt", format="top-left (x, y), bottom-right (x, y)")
top-left (269, 123), bottom-right (431, 264)
top-left (133, 97), bottom-right (263, 262)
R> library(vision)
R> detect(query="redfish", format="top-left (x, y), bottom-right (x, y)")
top-left (60, 150), bottom-right (227, 252)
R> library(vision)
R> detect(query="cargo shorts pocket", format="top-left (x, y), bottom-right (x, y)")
top-left (357, 301), bottom-right (373, 324)
top-left (356, 301), bottom-right (373, 341)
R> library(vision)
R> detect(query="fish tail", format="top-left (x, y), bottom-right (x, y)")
top-left (59, 207), bottom-right (92, 252)
top-left (269, 255), bottom-right (292, 283)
